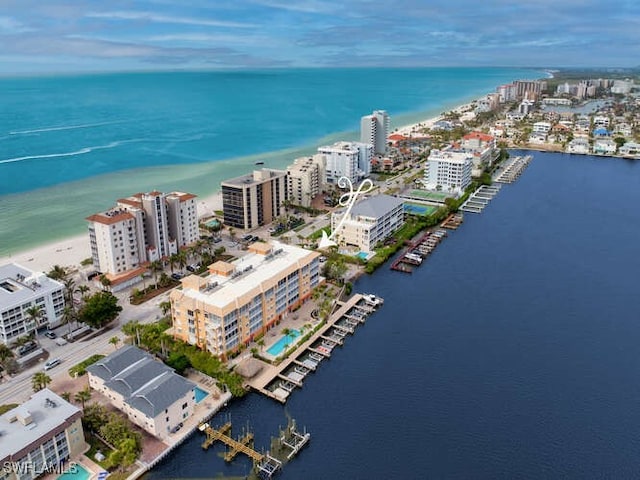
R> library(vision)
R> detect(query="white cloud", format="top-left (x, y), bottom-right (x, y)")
top-left (250, 0), bottom-right (337, 14)
top-left (86, 11), bottom-right (256, 29)
top-left (0, 16), bottom-right (33, 34)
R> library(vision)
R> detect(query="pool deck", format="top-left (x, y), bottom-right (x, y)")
top-left (245, 293), bottom-right (378, 403)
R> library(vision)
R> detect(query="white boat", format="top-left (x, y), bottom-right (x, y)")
top-left (362, 294), bottom-right (383, 307)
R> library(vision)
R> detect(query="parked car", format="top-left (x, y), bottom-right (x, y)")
top-left (44, 331), bottom-right (57, 339)
top-left (44, 358), bottom-right (61, 371)
top-left (18, 341), bottom-right (38, 356)
top-left (212, 237), bottom-right (222, 243)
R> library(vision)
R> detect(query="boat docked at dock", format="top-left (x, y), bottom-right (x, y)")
top-left (362, 293), bottom-right (384, 307)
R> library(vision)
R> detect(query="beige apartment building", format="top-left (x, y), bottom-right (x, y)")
top-left (286, 154), bottom-right (326, 207)
top-left (170, 242), bottom-right (322, 358)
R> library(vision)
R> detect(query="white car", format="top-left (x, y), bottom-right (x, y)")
top-left (44, 358), bottom-right (61, 371)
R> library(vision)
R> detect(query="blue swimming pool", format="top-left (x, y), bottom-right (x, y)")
top-left (194, 386), bottom-right (209, 403)
top-left (356, 251), bottom-right (369, 260)
top-left (56, 464), bottom-right (90, 480)
top-left (267, 329), bottom-right (301, 356)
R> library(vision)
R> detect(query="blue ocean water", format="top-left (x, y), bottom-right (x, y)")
top-left (0, 68), bottom-right (536, 254)
top-left (146, 152), bottom-right (640, 479)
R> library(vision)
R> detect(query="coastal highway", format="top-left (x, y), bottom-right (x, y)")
top-left (0, 289), bottom-right (170, 405)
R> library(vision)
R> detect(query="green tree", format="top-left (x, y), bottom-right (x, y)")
top-left (150, 261), bottom-right (163, 288)
top-left (74, 387), bottom-right (92, 409)
top-left (25, 305), bottom-right (44, 330)
top-left (99, 275), bottom-right (112, 291)
top-left (159, 301), bottom-right (172, 316)
top-left (76, 284), bottom-right (90, 300)
top-left (78, 291), bottom-right (122, 329)
top-left (81, 403), bottom-right (108, 434)
top-left (168, 253), bottom-right (180, 273)
top-left (61, 306), bottom-right (76, 338)
top-left (165, 352), bottom-right (190, 374)
top-left (62, 277), bottom-right (76, 306)
top-left (0, 344), bottom-right (14, 364)
top-left (32, 372), bottom-right (52, 392)
top-left (60, 392), bottom-right (72, 402)
top-left (109, 336), bottom-right (121, 350)
top-left (47, 265), bottom-right (68, 281)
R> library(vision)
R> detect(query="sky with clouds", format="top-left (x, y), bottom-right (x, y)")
top-left (0, 0), bottom-right (638, 73)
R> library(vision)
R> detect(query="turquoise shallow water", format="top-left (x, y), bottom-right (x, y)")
top-left (0, 68), bottom-right (539, 255)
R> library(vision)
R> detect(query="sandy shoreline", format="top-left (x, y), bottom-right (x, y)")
top-left (0, 192), bottom-right (223, 273)
top-left (0, 97), bottom-right (480, 274)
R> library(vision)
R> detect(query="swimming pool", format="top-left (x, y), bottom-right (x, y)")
top-left (56, 464), bottom-right (90, 480)
top-left (267, 329), bottom-right (301, 356)
top-left (356, 251), bottom-right (369, 260)
top-left (205, 219), bottom-right (220, 228)
top-left (194, 386), bottom-right (209, 403)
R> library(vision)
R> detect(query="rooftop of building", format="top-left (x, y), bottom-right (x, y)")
top-left (336, 194), bottom-right (404, 220)
top-left (222, 168), bottom-right (286, 187)
top-left (0, 263), bottom-right (63, 305)
top-left (463, 131), bottom-right (495, 142)
top-left (0, 389), bottom-right (81, 461)
top-left (318, 141), bottom-right (370, 152)
top-left (87, 345), bottom-right (195, 418)
top-left (86, 208), bottom-right (135, 225)
top-left (428, 149), bottom-right (473, 163)
top-left (174, 242), bottom-right (319, 309)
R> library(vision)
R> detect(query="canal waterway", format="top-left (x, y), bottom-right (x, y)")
top-left (147, 151), bottom-right (640, 479)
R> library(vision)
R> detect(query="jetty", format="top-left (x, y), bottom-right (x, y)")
top-left (460, 185), bottom-right (501, 214)
top-left (200, 422), bottom-right (264, 463)
top-left (494, 154), bottom-right (533, 184)
top-left (441, 212), bottom-right (464, 229)
top-left (245, 293), bottom-right (383, 403)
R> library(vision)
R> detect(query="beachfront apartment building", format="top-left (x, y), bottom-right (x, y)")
top-left (423, 150), bottom-right (472, 196)
top-left (318, 141), bottom-right (372, 184)
top-left (286, 154), bottom-right (326, 208)
top-left (86, 191), bottom-right (198, 284)
top-left (0, 389), bottom-right (87, 480)
top-left (221, 168), bottom-right (287, 230)
top-left (360, 110), bottom-right (390, 155)
top-left (496, 83), bottom-right (517, 103)
top-left (0, 263), bottom-right (65, 344)
top-left (330, 195), bottom-right (405, 253)
top-left (170, 242), bottom-right (321, 357)
top-left (87, 346), bottom-right (196, 441)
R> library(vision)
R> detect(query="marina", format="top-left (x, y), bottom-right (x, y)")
top-left (493, 154), bottom-right (533, 184)
top-left (391, 228), bottom-right (449, 273)
top-left (460, 185), bottom-right (502, 214)
top-left (244, 293), bottom-right (384, 403)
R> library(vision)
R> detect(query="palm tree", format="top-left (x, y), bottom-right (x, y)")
top-left (139, 273), bottom-right (147, 291)
top-left (100, 275), bottom-right (111, 291)
top-left (159, 301), bottom-right (172, 316)
top-left (61, 306), bottom-right (76, 338)
top-left (47, 265), bottom-right (68, 281)
top-left (177, 250), bottom-right (188, 271)
top-left (169, 253), bottom-right (180, 273)
top-left (62, 277), bottom-right (76, 305)
top-left (0, 344), bottom-right (14, 367)
top-left (60, 392), bottom-right (72, 402)
top-left (109, 336), bottom-right (120, 350)
top-left (76, 285), bottom-right (90, 301)
top-left (150, 261), bottom-right (163, 289)
top-left (32, 372), bottom-right (52, 392)
top-left (25, 305), bottom-right (44, 331)
top-left (74, 387), bottom-right (92, 409)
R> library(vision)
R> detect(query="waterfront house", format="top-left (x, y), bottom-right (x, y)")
top-left (593, 138), bottom-right (617, 155)
top-left (566, 138), bottom-right (590, 154)
top-left (87, 346), bottom-right (197, 441)
top-left (619, 141), bottom-right (640, 157)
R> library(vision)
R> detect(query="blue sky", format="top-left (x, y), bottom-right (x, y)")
top-left (0, 0), bottom-right (638, 72)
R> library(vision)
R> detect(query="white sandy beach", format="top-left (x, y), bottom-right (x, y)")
top-left (393, 101), bottom-right (476, 136)
top-left (0, 192), bottom-right (223, 274)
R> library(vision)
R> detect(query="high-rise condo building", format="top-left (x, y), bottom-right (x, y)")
top-left (0, 263), bottom-right (65, 344)
top-left (423, 150), bottom-right (473, 196)
top-left (360, 110), bottom-right (390, 155)
top-left (221, 169), bottom-right (287, 230)
top-left (86, 191), bottom-right (198, 283)
top-left (286, 154), bottom-right (326, 207)
top-left (170, 242), bottom-right (321, 358)
top-left (317, 141), bottom-right (372, 184)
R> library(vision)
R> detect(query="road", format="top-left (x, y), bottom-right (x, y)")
top-left (0, 288), bottom-right (171, 405)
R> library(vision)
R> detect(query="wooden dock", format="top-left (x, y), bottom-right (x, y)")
top-left (201, 422), bottom-right (264, 463)
top-left (245, 293), bottom-right (381, 403)
top-left (441, 213), bottom-right (464, 229)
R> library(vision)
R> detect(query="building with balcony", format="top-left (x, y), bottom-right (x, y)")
top-left (170, 242), bottom-right (321, 358)
top-left (423, 150), bottom-right (473, 196)
top-left (330, 195), bottom-right (404, 252)
top-left (221, 169), bottom-right (287, 230)
top-left (318, 141), bottom-right (372, 184)
top-left (286, 155), bottom-right (326, 207)
top-left (86, 191), bottom-right (198, 283)
top-left (87, 346), bottom-right (196, 441)
top-left (0, 263), bottom-right (65, 344)
top-left (360, 110), bottom-right (390, 155)
top-left (0, 390), bottom-right (87, 480)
